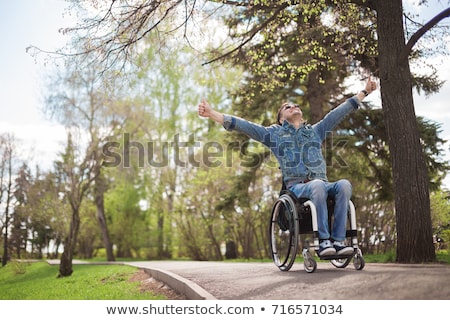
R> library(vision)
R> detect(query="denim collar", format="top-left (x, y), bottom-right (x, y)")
top-left (281, 120), bottom-right (308, 131)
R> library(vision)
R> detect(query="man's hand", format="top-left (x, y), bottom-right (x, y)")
top-left (198, 99), bottom-right (212, 118)
top-left (356, 75), bottom-right (377, 102)
top-left (197, 99), bottom-right (225, 125)
top-left (364, 75), bottom-right (377, 95)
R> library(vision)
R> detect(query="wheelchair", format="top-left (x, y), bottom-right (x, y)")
top-left (269, 186), bottom-right (365, 273)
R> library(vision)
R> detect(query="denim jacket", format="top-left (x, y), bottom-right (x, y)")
top-left (223, 97), bottom-right (360, 186)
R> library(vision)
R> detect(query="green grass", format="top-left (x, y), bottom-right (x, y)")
top-left (0, 261), bottom-right (167, 300)
top-left (436, 250), bottom-right (450, 263)
top-left (357, 250), bottom-right (450, 264)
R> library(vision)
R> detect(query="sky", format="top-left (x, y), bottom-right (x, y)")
top-left (0, 0), bottom-right (449, 188)
top-left (0, 0), bottom-right (69, 170)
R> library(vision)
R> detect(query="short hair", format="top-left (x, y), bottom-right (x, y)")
top-left (276, 102), bottom-right (291, 125)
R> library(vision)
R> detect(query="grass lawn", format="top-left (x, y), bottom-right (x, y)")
top-left (0, 261), bottom-right (168, 300)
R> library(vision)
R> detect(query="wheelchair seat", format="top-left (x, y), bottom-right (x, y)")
top-left (279, 189), bottom-right (337, 234)
top-left (269, 185), bottom-right (365, 273)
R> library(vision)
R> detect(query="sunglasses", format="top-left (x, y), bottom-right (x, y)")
top-left (283, 104), bottom-right (300, 111)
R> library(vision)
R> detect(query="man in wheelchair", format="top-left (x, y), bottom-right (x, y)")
top-left (198, 77), bottom-right (377, 258)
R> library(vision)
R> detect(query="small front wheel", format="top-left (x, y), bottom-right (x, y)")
top-left (330, 257), bottom-right (351, 269)
top-left (353, 249), bottom-right (365, 270)
top-left (354, 255), bottom-right (365, 270)
top-left (302, 250), bottom-right (317, 273)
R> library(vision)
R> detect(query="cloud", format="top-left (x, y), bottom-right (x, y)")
top-left (1, 121), bottom-right (65, 171)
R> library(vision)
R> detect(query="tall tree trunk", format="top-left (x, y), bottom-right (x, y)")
top-left (94, 170), bottom-right (115, 261)
top-left (2, 212), bottom-right (9, 267)
top-left (375, 0), bottom-right (435, 263)
top-left (157, 206), bottom-right (165, 258)
top-left (306, 70), bottom-right (325, 123)
top-left (1, 152), bottom-right (13, 267)
top-left (59, 205), bottom-right (81, 277)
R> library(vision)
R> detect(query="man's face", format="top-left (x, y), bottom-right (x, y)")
top-left (279, 104), bottom-right (302, 124)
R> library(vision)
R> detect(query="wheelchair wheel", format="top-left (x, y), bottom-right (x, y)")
top-left (353, 248), bottom-right (365, 270)
top-left (269, 194), bottom-right (299, 271)
top-left (302, 249), bottom-right (317, 273)
top-left (330, 258), bottom-right (351, 269)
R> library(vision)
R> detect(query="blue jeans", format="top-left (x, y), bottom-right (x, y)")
top-left (289, 179), bottom-right (352, 241)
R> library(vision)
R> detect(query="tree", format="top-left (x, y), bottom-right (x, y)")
top-left (13, 169), bottom-right (69, 260)
top-left (53, 132), bottom-right (95, 276)
top-left (44, 55), bottom-right (138, 273)
top-left (220, 1), bottom-right (450, 262)
top-left (11, 164), bottom-right (33, 259)
top-left (0, 134), bottom-right (17, 266)
top-left (373, 2), bottom-right (450, 262)
top-left (35, 0), bottom-right (450, 263)
top-left (104, 172), bottom-right (146, 258)
top-left (337, 106), bottom-right (449, 201)
top-left (430, 191), bottom-right (450, 250)
top-left (331, 105), bottom-right (449, 253)
top-left (124, 29), bottom-right (244, 259)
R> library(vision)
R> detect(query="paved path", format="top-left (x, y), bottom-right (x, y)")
top-left (124, 260), bottom-right (450, 300)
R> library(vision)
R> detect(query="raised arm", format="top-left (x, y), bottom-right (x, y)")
top-left (314, 76), bottom-right (378, 139)
top-left (197, 99), bottom-right (272, 145)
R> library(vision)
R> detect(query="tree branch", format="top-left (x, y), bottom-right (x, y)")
top-left (401, 7), bottom-right (450, 61)
top-left (201, 3), bottom-right (290, 66)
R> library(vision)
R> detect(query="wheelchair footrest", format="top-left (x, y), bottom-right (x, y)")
top-left (315, 252), bottom-right (355, 260)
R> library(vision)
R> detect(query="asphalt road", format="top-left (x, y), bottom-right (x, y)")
top-left (125, 260), bottom-right (450, 300)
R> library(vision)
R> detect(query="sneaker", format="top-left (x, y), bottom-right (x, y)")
top-left (333, 241), bottom-right (353, 255)
top-left (318, 240), bottom-right (336, 257)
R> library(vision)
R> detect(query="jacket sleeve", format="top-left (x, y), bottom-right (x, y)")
top-left (223, 114), bottom-right (273, 146)
top-left (314, 96), bottom-right (360, 140)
